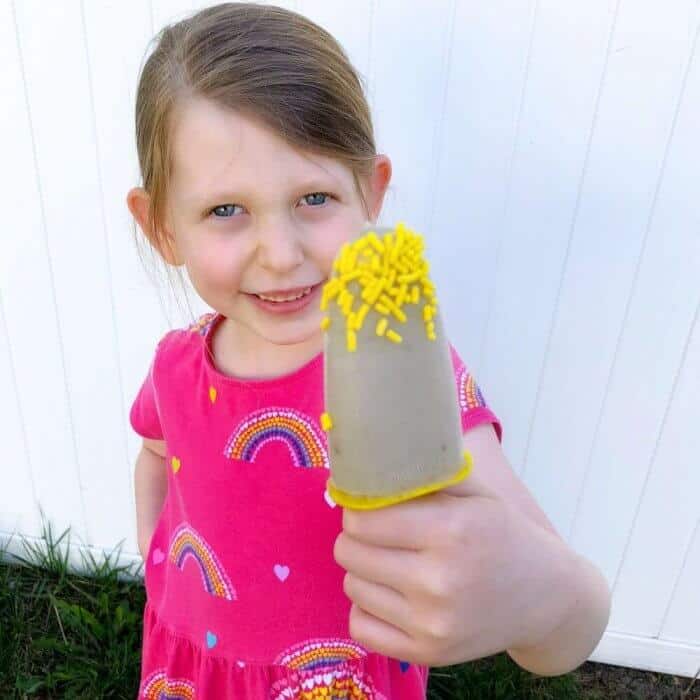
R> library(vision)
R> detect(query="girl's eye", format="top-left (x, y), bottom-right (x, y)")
top-left (208, 192), bottom-right (333, 219)
top-left (301, 192), bottom-right (333, 207)
top-left (210, 204), bottom-right (243, 218)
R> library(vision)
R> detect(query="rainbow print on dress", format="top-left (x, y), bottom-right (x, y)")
top-left (141, 669), bottom-right (195, 699)
top-left (168, 523), bottom-right (236, 601)
top-left (274, 638), bottom-right (368, 671)
top-left (457, 366), bottom-right (488, 412)
top-left (270, 638), bottom-right (387, 700)
top-left (223, 407), bottom-right (329, 468)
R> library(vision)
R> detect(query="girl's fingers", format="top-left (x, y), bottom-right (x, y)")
top-left (334, 532), bottom-right (420, 593)
top-left (348, 601), bottom-right (415, 660)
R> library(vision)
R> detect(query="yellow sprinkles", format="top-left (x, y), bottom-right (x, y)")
top-left (320, 412), bottom-right (333, 431)
top-left (320, 222), bottom-right (439, 351)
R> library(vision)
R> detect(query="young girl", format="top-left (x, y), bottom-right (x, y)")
top-left (127, 3), bottom-right (505, 697)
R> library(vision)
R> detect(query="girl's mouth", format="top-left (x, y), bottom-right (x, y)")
top-left (246, 281), bottom-right (325, 314)
top-left (257, 287), bottom-right (313, 302)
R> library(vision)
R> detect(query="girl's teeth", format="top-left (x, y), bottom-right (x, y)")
top-left (257, 287), bottom-right (312, 302)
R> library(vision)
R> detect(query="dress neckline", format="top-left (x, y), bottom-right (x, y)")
top-left (201, 312), bottom-right (324, 387)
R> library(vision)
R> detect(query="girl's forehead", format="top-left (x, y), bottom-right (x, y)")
top-left (170, 97), bottom-right (354, 199)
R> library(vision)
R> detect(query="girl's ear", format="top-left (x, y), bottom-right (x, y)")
top-left (126, 187), bottom-right (184, 266)
top-left (365, 154), bottom-right (392, 224)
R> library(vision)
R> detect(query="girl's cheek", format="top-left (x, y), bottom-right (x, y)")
top-left (319, 227), bottom-right (353, 265)
top-left (190, 243), bottom-right (244, 285)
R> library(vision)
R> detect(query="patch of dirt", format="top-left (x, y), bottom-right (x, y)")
top-left (575, 661), bottom-right (699, 699)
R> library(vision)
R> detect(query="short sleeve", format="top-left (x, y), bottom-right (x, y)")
top-left (129, 339), bottom-right (166, 440)
top-left (448, 341), bottom-right (503, 443)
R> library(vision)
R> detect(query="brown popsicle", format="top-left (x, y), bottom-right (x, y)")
top-left (320, 221), bottom-right (473, 510)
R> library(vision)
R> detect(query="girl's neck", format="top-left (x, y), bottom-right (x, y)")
top-left (210, 315), bottom-right (323, 381)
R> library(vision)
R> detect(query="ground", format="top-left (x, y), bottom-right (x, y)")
top-left (574, 660), bottom-right (698, 700)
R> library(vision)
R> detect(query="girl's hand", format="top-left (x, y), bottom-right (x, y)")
top-left (333, 478), bottom-right (578, 668)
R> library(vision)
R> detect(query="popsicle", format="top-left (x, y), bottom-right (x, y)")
top-left (319, 221), bottom-right (473, 510)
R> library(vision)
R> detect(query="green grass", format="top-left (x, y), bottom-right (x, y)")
top-left (0, 524), bottom-right (586, 699)
top-left (0, 524), bottom-right (144, 699)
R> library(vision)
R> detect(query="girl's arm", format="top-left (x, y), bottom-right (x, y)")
top-left (134, 438), bottom-right (168, 559)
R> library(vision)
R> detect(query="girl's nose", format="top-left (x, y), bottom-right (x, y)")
top-left (255, 221), bottom-right (305, 271)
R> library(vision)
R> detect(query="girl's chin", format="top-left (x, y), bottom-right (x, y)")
top-left (239, 309), bottom-right (324, 346)
top-left (262, 321), bottom-right (324, 345)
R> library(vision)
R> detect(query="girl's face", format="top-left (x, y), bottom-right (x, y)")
top-left (157, 96), bottom-right (391, 356)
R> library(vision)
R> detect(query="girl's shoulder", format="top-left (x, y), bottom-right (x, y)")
top-left (151, 311), bottom-right (216, 370)
top-left (184, 311), bottom-right (218, 338)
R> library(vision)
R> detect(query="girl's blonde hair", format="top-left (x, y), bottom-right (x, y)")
top-left (133, 1), bottom-right (378, 263)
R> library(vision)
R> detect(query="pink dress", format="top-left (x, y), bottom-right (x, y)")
top-left (129, 311), bottom-right (503, 699)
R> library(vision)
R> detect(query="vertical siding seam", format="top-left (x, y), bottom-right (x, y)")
top-left (366, 0), bottom-right (376, 109)
top-left (0, 290), bottom-right (40, 526)
top-left (560, 0), bottom-right (621, 533)
top-left (519, 0), bottom-right (620, 486)
top-left (658, 491), bottom-right (700, 639)
top-left (80, 1), bottom-right (135, 540)
top-left (476, 0), bottom-right (540, 377)
top-left (656, 297), bottom-right (700, 637)
top-left (610, 21), bottom-right (700, 603)
top-left (426, 0), bottom-right (457, 238)
top-left (10, 0), bottom-right (90, 542)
